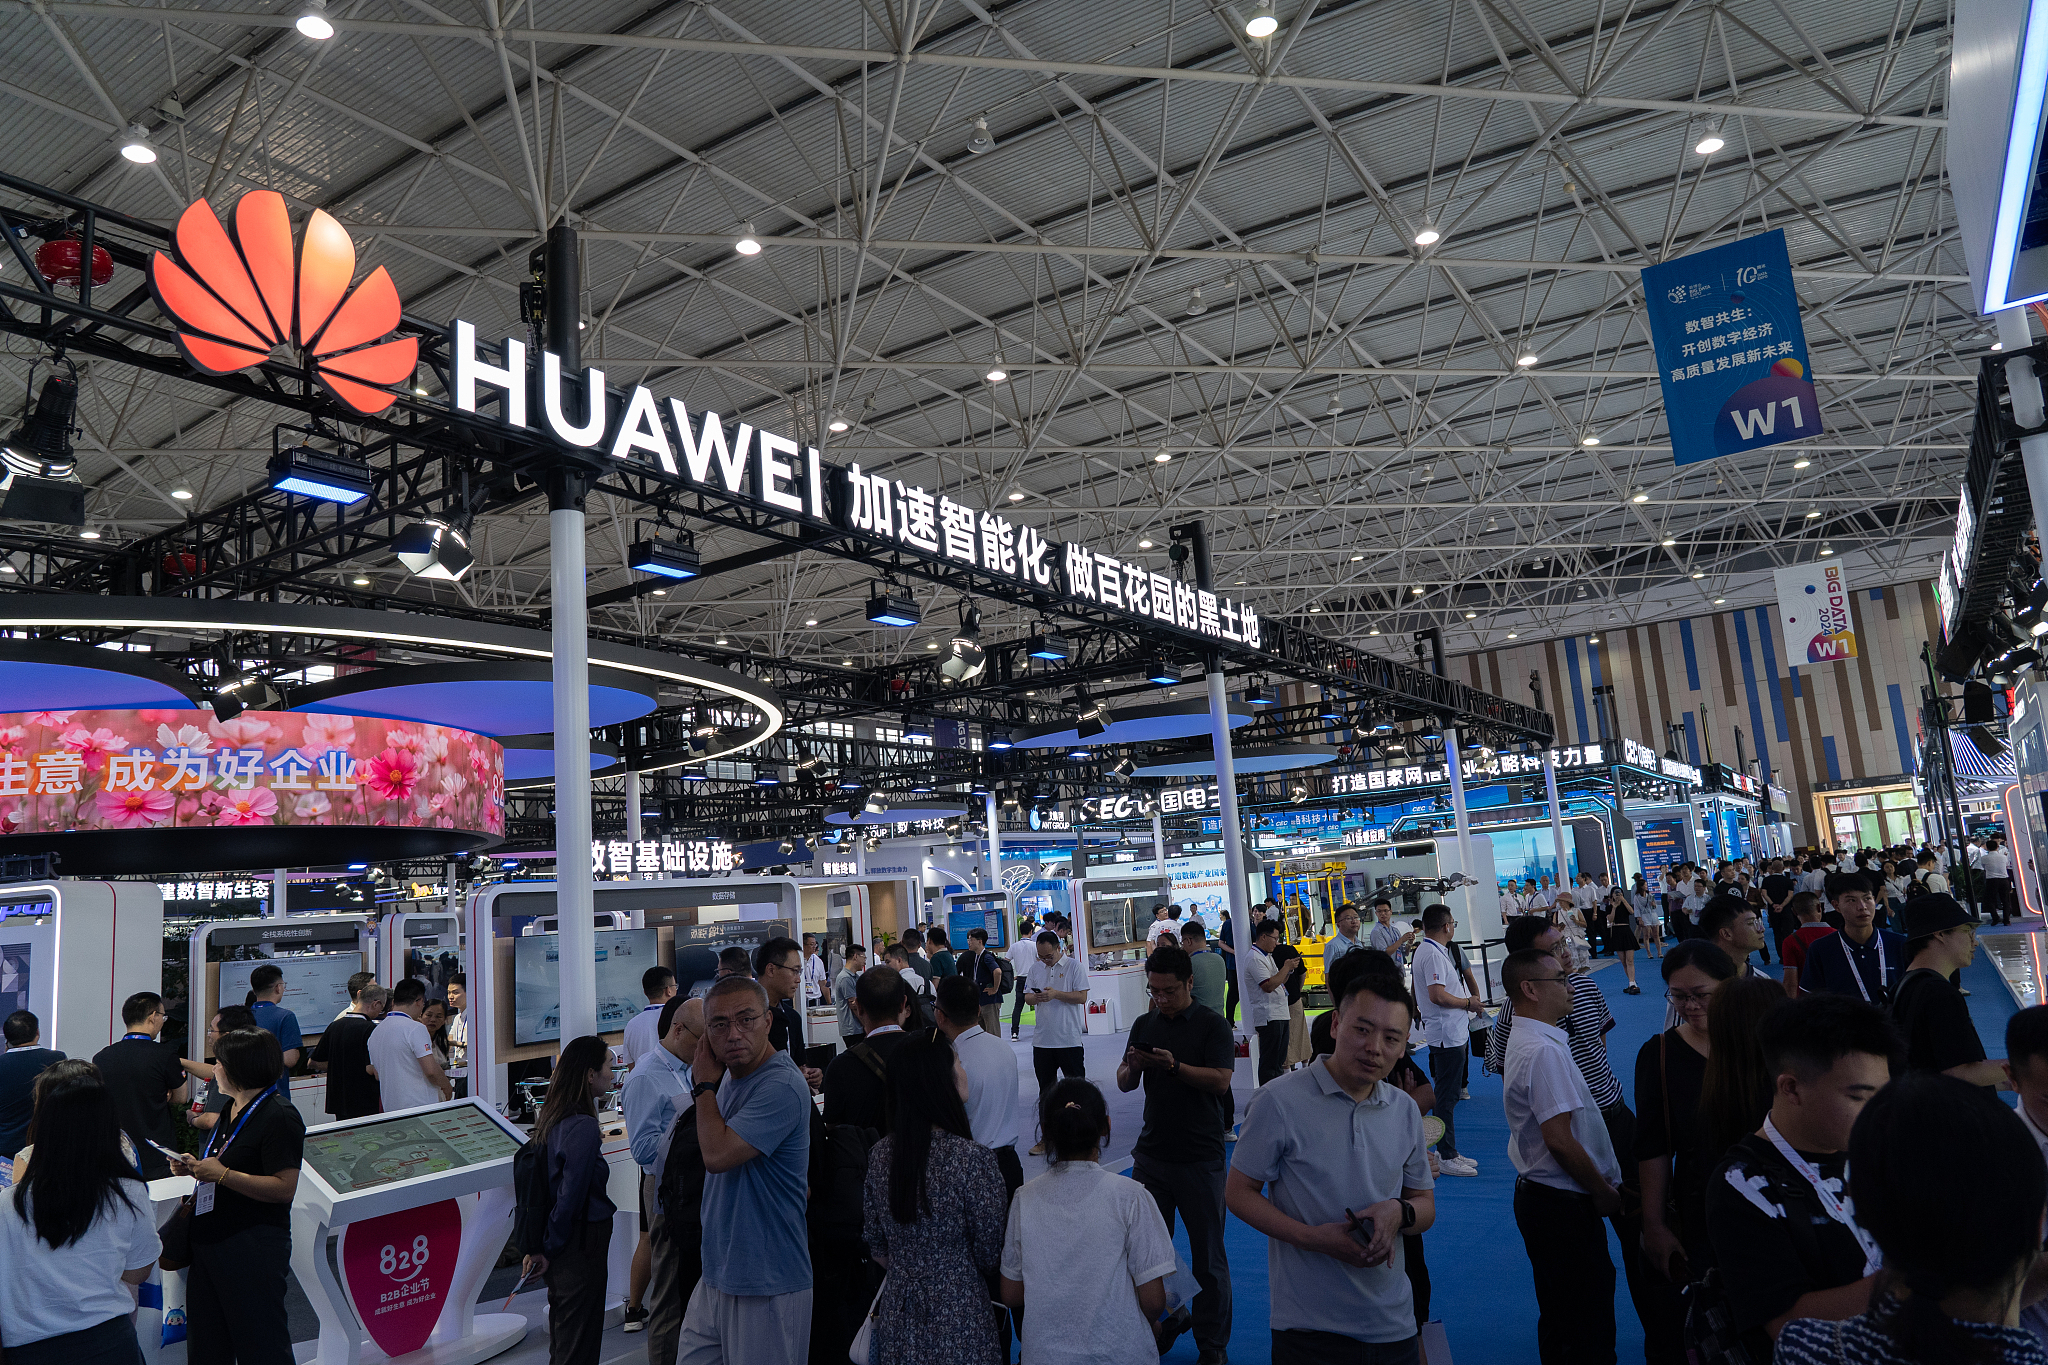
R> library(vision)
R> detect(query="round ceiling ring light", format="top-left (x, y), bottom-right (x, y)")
top-left (0, 638), bottom-right (209, 710)
top-left (290, 660), bottom-right (661, 735)
top-left (500, 734), bottom-right (625, 789)
top-left (0, 596), bottom-right (784, 769)
top-left (1009, 698), bottom-right (1256, 750)
top-left (1131, 742), bottom-right (1342, 779)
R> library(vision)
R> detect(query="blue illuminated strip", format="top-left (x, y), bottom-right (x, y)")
top-left (272, 474), bottom-right (370, 504)
top-left (1988, 0), bottom-right (2048, 311)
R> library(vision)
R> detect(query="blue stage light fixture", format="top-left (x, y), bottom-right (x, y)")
top-left (867, 585), bottom-right (921, 627)
top-left (1027, 629), bottom-right (1074, 662)
top-left (268, 445), bottom-right (372, 504)
top-left (986, 727), bottom-right (1013, 750)
top-left (1144, 656), bottom-right (1179, 686)
top-left (628, 535), bottom-right (700, 579)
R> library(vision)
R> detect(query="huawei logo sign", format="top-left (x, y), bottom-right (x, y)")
top-left (149, 190), bottom-right (417, 415)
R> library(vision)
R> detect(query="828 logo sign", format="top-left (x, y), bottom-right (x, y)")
top-left (341, 1200), bottom-right (462, 1356)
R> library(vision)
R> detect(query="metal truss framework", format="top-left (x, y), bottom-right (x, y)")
top-left (0, 0), bottom-right (1976, 762)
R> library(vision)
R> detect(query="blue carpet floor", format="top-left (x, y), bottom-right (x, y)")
top-left (1148, 936), bottom-right (2024, 1364)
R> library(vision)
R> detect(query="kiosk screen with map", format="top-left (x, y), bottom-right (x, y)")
top-left (302, 1104), bottom-right (524, 1194)
top-left (513, 927), bottom-right (657, 1043)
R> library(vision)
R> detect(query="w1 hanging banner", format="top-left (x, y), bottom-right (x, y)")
top-left (1641, 228), bottom-right (1822, 466)
top-left (1774, 561), bottom-right (1859, 666)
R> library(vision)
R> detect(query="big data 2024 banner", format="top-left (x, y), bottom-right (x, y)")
top-left (1774, 562), bottom-right (1859, 667)
top-left (1642, 229), bottom-right (1823, 467)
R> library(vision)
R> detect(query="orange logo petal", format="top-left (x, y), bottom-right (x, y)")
top-left (233, 191), bottom-right (298, 341)
top-left (309, 264), bottom-right (399, 356)
top-left (296, 208), bottom-right (356, 350)
top-left (149, 254), bottom-right (274, 355)
top-left (170, 199), bottom-right (280, 347)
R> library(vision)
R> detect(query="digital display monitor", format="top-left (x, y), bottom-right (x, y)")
top-left (0, 943), bottom-right (28, 1021)
top-left (219, 951), bottom-right (361, 1033)
top-left (302, 1104), bottom-right (523, 1194)
top-left (513, 928), bottom-right (657, 1044)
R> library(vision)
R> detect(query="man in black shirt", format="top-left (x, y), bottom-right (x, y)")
top-left (1116, 943), bottom-right (1236, 1363)
top-left (311, 983), bottom-right (387, 1119)
top-left (960, 928), bottom-right (1008, 1037)
top-left (93, 990), bottom-right (188, 1178)
top-left (820, 968), bottom-right (914, 1134)
top-left (1761, 860), bottom-right (1798, 949)
top-left (755, 936), bottom-right (823, 1093)
top-left (0, 1009), bottom-right (62, 1157)
top-left (1893, 896), bottom-right (2007, 1086)
top-left (1704, 994), bottom-right (1893, 1353)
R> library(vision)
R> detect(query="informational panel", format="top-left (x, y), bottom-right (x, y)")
top-left (1774, 560), bottom-right (1859, 666)
top-left (302, 1105), bottom-right (526, 1195)
top-left (512, 927), bottom-right (657, 1043)
top-left (0, 942), bottom-right (28, 1019)
top-left (1641, 228), bottom-right (1820, 467)
top-left (1635, 818), bottom-right (1689, 877)
top-left (219, 952), bottom-right (359, 1026)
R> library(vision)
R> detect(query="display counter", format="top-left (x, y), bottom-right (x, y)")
top-left (1087, 962), bottom-right (1147, 1033)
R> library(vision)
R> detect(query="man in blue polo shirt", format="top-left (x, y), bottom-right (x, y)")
top-left (246, 963), bottom-right (303, 1069)
top-left (1801, 873), bottom-right (1908, 1007)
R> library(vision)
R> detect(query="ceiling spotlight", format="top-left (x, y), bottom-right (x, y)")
top-left (627, 531), bottom-right (701, 580)
top-left (393, 519), bottom-right (474, 581)
top-left (777, 838), bottom-right (796, 855)
top-left (753, 764), bottom-right (787, 787)
top-left (1411, 586), bottom-right (1425, 595)
top-left (1793, 456), bottom-right (1812, 469)
top-left (1694, 120), bottom-right (1725, 155)
top-left (1007, 490), bottom-right (1025, 502)
top-left (827, 410), bottom-right (850, 434)
top-left (77, 528), bottom-right (101, 540)
top-left (1994, 341), bottom-right (2006, 351)
top-left (1144, 656), bottom-right (1179, 686)
top-left (734, 223), bottom-right (763, 256)
top-left (171, 486), bottom-right (193, 501)
top-left (1819, 542), bottom-right (1834, 556)
top-left (1516, 352), bottom-right (1539, 367)
top-left (269, 444), bottom-right (371, 504)
top-left (1245, 4), bottom-right (1279, 37)
top-left (1111, 756), bottom-right (1136, 781)
top-left (1588, 634), bottom-right (1601, 644)
top-left (985, 357), bottom-right (1008, 383)
top-left (941, 604), bottom-right (987, 683)
top-left (295, 0), bottom-right (334, 39)
top-left (1581, 432), bottom-right (1601, 446)
top-left (1691, 570), bottom-right (1705, 579)
top-left (1661, 536), bottom-right (1677, 547)
top-left (1326, 392), bottom-right (1344, 416)
top-left (1186, 288), bottom-right (1208, 316)
top-left (1289, 783), bottom-right (1309, 804)
top-left (1308, 604), bottom-right (1323, 613)
top-left (1464, 611), bottom-right (1477, 619)
top-left (1713, 597), bottom-right (1725, 604)
top-left (1349, 552), bottom-right (1364, 562)
top-left (1074, 686), bottom-right (1112, 740)
top-left (901, 712), bottom-right (934, 742)
top-left (866, 583), bottom-right (921, 627)
top-left (1630, 486), bottom-right (1649, 503)
top-left (1137, 537), bottom-right (1155, 550)
top-left (212, 672), bottom-right (281, 721)
top-left (1506, 631), bottom-right (1518, 638)
top-left (118, 125), bottom-right (157, 164)
top-left (1805, 505), bottom-right (1822, 519)
top-left (1368, 626), bottom-right (1381, 635)
top-left (966, 115), bottom-right (996, 155)
top-left (714, 636), bottom-right (728, 645)
top-left (351, 575), bottom-right (370, 586)
top-left (1153, 445), bottom-right (1172, 464)
top-left (1027, 627), bottom-right (1074, 662)
top-left (1413, 225), bottom-right (1441, 247)
top-left (1246, 680), bottom-right (1274, 706)
top-left (986, 726), bottom-right (1014, 751)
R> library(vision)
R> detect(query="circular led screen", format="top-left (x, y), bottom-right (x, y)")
top-left (822, 797), bottom-right (971, 826)
top-left (291, 661), bottom-right (659, 735)
top-left (501, 735), bottom-right (625, 787)
top-left (0, 640), bottom-right (204, 711)
top-left (1134, 743), bottom-right (1341, 779)
top-left (0, 708), bottom-right (503, 872)
top-left (1010, 699), bottom-right (1254, 750)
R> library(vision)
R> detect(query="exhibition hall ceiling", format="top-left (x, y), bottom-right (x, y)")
top-left (0, 0), bottom-right (1966, 667)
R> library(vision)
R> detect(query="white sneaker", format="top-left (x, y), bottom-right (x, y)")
top-left (1439, 1156), bottom-right (1480, 1177)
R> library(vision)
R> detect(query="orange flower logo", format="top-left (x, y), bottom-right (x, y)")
top-left (149, 191), bottom-right (418, 415)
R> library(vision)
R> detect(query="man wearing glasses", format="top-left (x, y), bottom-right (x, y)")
top-left (676, 976), bottom-right (814, 1365)
top-left (754, 936), bottom-right (823, 1093)
top-left (1500, 949), bottom-right (1623, 1365)
top-left (92, 991), bottom-right (188, 1180)
top-left (1118, 943), bottom-right (1237, 1364)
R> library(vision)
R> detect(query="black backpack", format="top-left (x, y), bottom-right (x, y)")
top-left (808, 1115), bottom-right (879, 1245)
top-left (659, 1107), bottom-right (706, 1236)
top-left (509, 1136), bottom-right (555, 1258)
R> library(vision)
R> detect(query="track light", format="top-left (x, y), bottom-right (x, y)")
top-left (734, 223), bottom-right (762, 256)
top-left (628, 532), bottom-right (700, 580)
top-left (118, 125), bottom-right (157, 164)
top-left (1244, 4), bottom-right (1279, 37)
top-left (295, 0), bottom-right (334, 39)
top-left (866, 584), bottom-right (921, 627)
top-left (1185, 288), bottom-right (1208, 316)
top-left (269, 445), bottom-right (371, 504)
top-left (1074, 686), bottom-right (1112, 740)
top-left (1027, 628), bottom-right (1074, 662)
top-left (966, 116), bottom-right (995, 155)
top-left (941, 603), bottom-right (986, 683)
top-left (393, 519), bottom-right (473, 581)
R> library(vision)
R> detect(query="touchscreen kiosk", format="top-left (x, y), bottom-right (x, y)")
top-left (291, 1098), bottom-right (528, 1365)
top-left (0, 881), bottom-right (163, 1058)
top-left (941, 889), bottom-right (1013, 950)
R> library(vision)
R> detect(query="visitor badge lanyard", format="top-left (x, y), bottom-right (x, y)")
top-left (1844, 936), bottom-right (1888, 1005)
top-left (1762, 1115), bottom-right (1882, 1275)
top-left (194, 1090), bottom-right (268, 1217)
top-left (121, 1032), bottom-right (154, 1042)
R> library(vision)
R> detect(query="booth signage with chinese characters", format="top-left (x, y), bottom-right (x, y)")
top-left (592, 837), bottom-right (738, 877)
top-left (1620, 738), bottom-right (1703, 786)
top-left (444, 321), bottom-right (1263, 653)
top-left (0, 710), bottom-right (504, 836)
top-left (1326, 744), bottom-right (1609, 796)
top-left (156, 878), bottom-right (272, 903)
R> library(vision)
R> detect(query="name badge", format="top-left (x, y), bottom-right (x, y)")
top-left (194, 1181), bottom-right (215, 1216)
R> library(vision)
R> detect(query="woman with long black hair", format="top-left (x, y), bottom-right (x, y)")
top-left (522, 1036), bottom-right (617, 1365)
top-left (172, 1025), bottom-right (305, 1363)
top-left (858, 1031), bottom-right (1007, 1365)
top-left (0, 1070), bottom-right (158, 1365)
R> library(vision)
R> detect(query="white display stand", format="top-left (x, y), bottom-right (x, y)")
top-left (290, 1098), bottom-right (528, 1365)
top-left (0, 880), bottom-right (163, 1057)
top-left (184, 912), bottom-right (373, 1061)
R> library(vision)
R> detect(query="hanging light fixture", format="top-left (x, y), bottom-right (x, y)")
top-left (966, 115), bottom-right (996, 155)
top-left (295, 0), bottom-right (335, 39)
top-left (393, 519), bottom-right (473, 581)
top-left (1693, 119), bottom-right (1726, 155)
top-left (1412, 224), bottom-right (1441, 247)
top-left (940, 602), bottom-right (987, 683)
top-left (985, 355), bottom-right (1008, 383)
top-left (1244, 4), bottom-right (1279, 37)
top-left (1153, 445), bottom-right (1172, 464)
top-left (1326, 392), bottom-right (1344, 416)
top-left (118, 125), bottom-right (157, 164)
top-left (1074, 685), bottom-right (1112, 740)
top-left (827, 410), bottom-right (850, 434)
top-left (1185, 287), bottom-right (1208, 316)
top-left (1630, 486), bottom-right (1650, 503)
top-left (733, 223), bottom-right (763, 256)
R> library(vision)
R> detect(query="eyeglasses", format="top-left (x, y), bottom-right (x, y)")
top-left (706, 1010), bottom-right (768, 1037)
top-left (1145, 984), bottom-right (1189, 999)
top-left (1524, 974), bottom-right (1570, 985)
top-left (1665, 989), bottom-right (1715, 1007)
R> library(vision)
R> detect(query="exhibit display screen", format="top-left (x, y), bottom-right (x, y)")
top-left (513, 928), bottom-right (657, 1043)
top-left (303, 1104), bottom-right (523, 1194)
top-left (220, 952), bottom-right (360, 1029)
top-left (0, 943), bottom-right (28, 1019)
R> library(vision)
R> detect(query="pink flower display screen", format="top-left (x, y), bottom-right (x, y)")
top-left (0, 710), bottom-right (505, 837)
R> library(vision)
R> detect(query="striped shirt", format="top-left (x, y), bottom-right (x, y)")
top-left (1775, 1312), bottom-right (2046, 1365)
top-left (1483, 974), bottom-right (1622, 1109)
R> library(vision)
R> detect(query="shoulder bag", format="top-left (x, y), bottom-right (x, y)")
top-left (158, 1194), bottom-right (194, 1272)
top-left (848, 1275), bottom-right (887, 1364)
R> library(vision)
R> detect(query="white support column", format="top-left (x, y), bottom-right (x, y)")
top-left (445, 860), bottom-right (460, 917)
top-left (272, 867), bottom-right (286, 918)
top-left (552, 505), bottom-right (597, 1043)
top-left (1208, 670), bottom-right (1256, 1049)
top-left (624, 770), bottom-right (642, 850)
top-left (984, 790), bottom-right (1001, 894)
top-left (1151, 809), bottom-right (1167, 876)
top-left (1997, 310), bottom-right (2048, 544)
top-left (1543, 749), bottom-right (1571, 885)
top-left (1441, 728), bottom-right (1478, 942)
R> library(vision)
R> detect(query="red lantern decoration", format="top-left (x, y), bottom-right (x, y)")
top-left (160, 549), bottom-right (207, 579)
top-left (35, 236), bottom-right (114, 289)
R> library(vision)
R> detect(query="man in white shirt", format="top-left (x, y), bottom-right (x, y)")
top-left (1023, 929), bottom-right (1089, 1153)
top-left (1148, 903), bottom-right (1186, 946)
top-left (799, 935), bottom-right (830, 1008)
top-left (445, 975), bottom-right (469, 1075)
top-left (1411, 904), bottom-right (1483, 1176)
top-left (1246, 920), bottom-right (1297, 1088)
top-left (1984, 838), bottom-right (2015, 926)
top-left (621, 995), bottom-right (702, 1361)
top-left (624, 966), bottom-right (676, 1069)
top-left (1005, 919), bottom-right (1039, 1041)
top-left (935, 976), bottom-right (1024, 1193)
top-left (1501, 948), bottom-right (1623, 1364)
top-left (1500, 883), bottom-right (1523, 922)
top-left (366, 978), bottom-right (451, 1110)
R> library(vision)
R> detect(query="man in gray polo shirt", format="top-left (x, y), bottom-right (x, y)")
top-left (1227, 969), bottom-right (1436, 1364)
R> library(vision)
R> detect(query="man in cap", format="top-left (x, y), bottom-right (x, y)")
top-left (1891, 895), bottom-right (2009, 1088)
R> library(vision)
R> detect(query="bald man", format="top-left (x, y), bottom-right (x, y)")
top-left (628, 995), bottom-right (704, 1365)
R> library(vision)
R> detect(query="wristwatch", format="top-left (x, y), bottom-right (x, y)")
top-left (689, 1080), bottom-right (719, 1100)
top-left (1399, 1198), bottom-right (1416, 1230)
top-left (1169, 1058), bottom-right (1181, 1077)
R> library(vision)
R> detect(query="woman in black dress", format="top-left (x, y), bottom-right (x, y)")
top-left (1603, 888), bottom-right (1642, 992)
top-left (1632, 941), bottom-right (1738, 1365)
